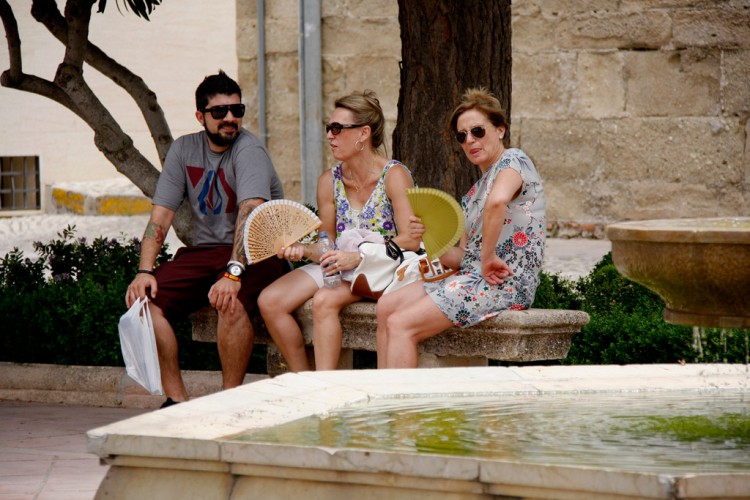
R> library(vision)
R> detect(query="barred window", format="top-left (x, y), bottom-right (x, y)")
top-left (0, 156), bottom-right (41, 211)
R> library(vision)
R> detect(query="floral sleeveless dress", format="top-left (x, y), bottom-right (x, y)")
top-left (332, 160), bottom-right (408, 239)
top-left (424, 148), bottom-right (546, 327)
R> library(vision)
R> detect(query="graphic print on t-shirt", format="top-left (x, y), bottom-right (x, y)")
top-left (186, 166), bottom-right (237, 215)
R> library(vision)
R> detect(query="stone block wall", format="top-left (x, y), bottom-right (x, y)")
top-left (237, 1), bottom-right (749, 236)
top-left (513, 0), bottom-right (750, 236)
top-left (238, 0), bottom-right (401, 202)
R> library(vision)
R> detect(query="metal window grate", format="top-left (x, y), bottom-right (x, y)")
top-left (0, 156), bottom-right (41, 211)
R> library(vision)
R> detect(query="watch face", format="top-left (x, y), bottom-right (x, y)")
top-left (228, 264), bottom-right (243, 277)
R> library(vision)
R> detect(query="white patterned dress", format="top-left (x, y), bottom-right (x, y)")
top-left (298, 160), bottom-right (409, 286)
top-left (332, 160), bottom-right (405, 239)
top-left (424, 148), bottom-right (546, 327)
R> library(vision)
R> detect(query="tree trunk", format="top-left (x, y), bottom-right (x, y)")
top-left (393, 0), bottom-right (512, 199)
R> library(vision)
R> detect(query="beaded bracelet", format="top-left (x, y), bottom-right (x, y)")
top-left (223, 271), bottom-right (241, 282)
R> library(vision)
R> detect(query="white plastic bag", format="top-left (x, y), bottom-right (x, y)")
top-left (118, 297), bottom-right (163, 395)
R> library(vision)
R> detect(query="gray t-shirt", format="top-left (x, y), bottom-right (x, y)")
top-left (153, 129), bottom-right (284, 245)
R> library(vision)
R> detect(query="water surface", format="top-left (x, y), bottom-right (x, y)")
top-left (234, 391), bottom-right (750, 474)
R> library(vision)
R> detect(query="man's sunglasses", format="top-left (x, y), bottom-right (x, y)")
top-left (325, 122), bottom-right (365, 135)
top-left (203, 104), bottom-right (246, 120)
top-left (455, 126), bottom-right (486, 144)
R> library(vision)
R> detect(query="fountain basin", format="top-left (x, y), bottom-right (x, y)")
top-left (607, 217), bottom-right (750, 328)
top-left (87, 365), bottom-right (750, 499)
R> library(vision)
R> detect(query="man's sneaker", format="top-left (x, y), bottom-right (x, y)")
top-left (160, 397), bottom-right (180, 409)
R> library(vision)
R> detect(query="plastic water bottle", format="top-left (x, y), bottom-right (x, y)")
top-left (318, 231), bottom-right (341, 288)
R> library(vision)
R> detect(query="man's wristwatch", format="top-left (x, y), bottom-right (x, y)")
top-left (226, 260), bottom-right (245, 279)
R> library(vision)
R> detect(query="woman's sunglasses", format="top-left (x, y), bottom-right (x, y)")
top-left (325, 122), bottom-right (365, 135)
top-left (455, 126), bottom-right (486, 144)
top-left (203, 104), bottom-right (246, 120)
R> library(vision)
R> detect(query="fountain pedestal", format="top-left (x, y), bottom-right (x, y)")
top-left (606, 217), bottom-right (750, 328)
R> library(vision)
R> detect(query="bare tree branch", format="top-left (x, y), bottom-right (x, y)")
top-left (0, 0), bottom-right (192, 243)
top-left (61, 0), bottom-right (92, 69)
top-left (0, 0), bottom-right (22, 79)
top-left (31, 0), bottom-right (172, 164)
top-left (1, 70), bottom-right (79, 113)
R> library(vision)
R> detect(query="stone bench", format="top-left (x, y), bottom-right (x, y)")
top-left (191, 300), bottom-right (590, 376)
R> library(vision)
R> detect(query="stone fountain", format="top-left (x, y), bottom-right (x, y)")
top-left (606, 217), bottom-right (750, 328)
top-left (87, 365), bottom-right (750, 500)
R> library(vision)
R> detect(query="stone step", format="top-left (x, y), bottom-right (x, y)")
top-left (48, 178), bottom-right (151, 216)
top-left (0, 362), bottom-right (267, 409)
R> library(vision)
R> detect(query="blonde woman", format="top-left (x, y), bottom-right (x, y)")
top-left (258, 90), bottom-right (418, 371)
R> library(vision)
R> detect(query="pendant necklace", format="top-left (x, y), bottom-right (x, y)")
top-left (347, 158), bottom-right (378, 193)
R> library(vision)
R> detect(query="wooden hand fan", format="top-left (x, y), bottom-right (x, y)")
top-left (406, 187), bottom-right (465, 259)
top-left (243, 200), bottom-right (321, 264)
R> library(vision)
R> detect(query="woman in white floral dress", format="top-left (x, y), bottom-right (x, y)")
top-left (258, 91), bottom-right (418, 372)
top-left (376, 88), bottom-right (546, 368)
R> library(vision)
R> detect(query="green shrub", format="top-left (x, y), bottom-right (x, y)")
top-left (561, 253), bottom-right (747, 365)
top-left (532, 271), bottom-right (581, 311)
top-left (0, 226), bottom-right (271, 371)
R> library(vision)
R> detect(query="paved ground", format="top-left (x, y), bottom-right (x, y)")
top-left (0, 401), bottom-right (147, 499)
top-left (0, 213), bottom-right (611, 499)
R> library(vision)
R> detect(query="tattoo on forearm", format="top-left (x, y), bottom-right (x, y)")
top-left (232, 230), bottom-right (245, 264)
top-left (233, 202), bottom-right (255, 265)
top-left (144, 221), bottom-right (166, 245)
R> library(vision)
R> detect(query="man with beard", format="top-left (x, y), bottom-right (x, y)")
top-left (125, 71), bottom-right (286, 407)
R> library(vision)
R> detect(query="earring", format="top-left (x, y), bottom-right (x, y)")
top-left (355, 140), bottom-right (365, 152)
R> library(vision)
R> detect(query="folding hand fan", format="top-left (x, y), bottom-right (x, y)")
top-left (406, 187), bottom-right (465, 259)
top-left (243, 200), bottom-right (321, 264)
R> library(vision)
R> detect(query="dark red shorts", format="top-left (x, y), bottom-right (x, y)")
top-left (151, 245), bottom-right (289, 321)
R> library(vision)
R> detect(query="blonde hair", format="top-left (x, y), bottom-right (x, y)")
top-left (334, 90), bottom-right (386, 151)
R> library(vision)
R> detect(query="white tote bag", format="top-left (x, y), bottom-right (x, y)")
top-left (118, 297), bottom-right (163, 395)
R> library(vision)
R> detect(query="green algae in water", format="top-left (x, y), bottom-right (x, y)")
top-left (626, 413), bottom-right (750, 445)
top-left (232, 391), bottom-right (750, 474)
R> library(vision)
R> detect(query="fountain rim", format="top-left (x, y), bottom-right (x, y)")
top-left (606, 217), bottom-right (750, 244)
top-left (86, 365), bottom-right (750, 499)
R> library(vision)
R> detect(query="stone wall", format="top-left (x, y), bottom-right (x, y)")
top-left (238, 1), bottom-right (750, 236)
top-left (238, 0), bottom-right (401, 202)
top-left (512, 0), bottom-right (750, 236)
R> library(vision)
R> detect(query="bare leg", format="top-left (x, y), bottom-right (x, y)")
top-left (258, 269), bottom-right (319, 372)
top-left (375, 282), bottom-right (424, 368)
top-left (384, 294), bottom-right (453, 368)
top-left (216, 305), bottom-right (254, 389)
top-left (312, 285), bottom-right (361, 370)
top-left (148, 302), bottom-right (189, 401)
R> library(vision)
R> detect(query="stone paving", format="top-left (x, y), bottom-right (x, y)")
top-left (0, 401), bottom-right (146, 499)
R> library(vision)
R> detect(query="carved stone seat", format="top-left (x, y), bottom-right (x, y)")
top-left (191, 300), bottom-right (590, 375)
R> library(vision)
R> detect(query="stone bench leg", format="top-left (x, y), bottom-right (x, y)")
top-left (418, 353), bottom-right (488, 368)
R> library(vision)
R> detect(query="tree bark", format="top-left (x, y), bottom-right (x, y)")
top-left (393, 0), bottom-right (512, 199)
